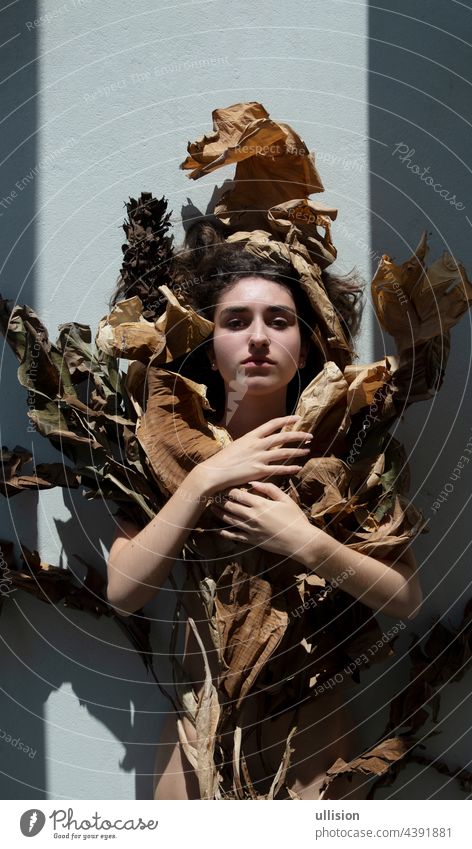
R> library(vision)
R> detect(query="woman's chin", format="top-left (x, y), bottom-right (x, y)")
top-left (243, 380), bottom-right (285, 395)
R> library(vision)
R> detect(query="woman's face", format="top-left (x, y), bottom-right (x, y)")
top-left (209, 276), bottom-right (309, 395)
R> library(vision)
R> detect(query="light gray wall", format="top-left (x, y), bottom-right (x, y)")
top-left (0, 0), bottom-right (470, 799)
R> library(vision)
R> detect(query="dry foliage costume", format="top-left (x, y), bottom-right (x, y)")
top-left (1, 102), bottom-right (472, 800)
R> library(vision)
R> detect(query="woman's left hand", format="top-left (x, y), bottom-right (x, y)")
top-left (209, 480), bottom-right (315, 559)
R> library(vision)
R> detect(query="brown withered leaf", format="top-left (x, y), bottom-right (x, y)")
top-left (344, 358), bottom-right (392, 416)
top-left (214, 562), bottom-right (289, 708)
top-left (152, 285), bottom-right (214, 364)
top-left (181, 102), bottom-right (324, 227)
top-left (237, 731), bottom-right (265, 799)
top-left (344, 495), bottom-right (427, 558)
top-left (136, 367), bottom-right (223, 497)
top-left (319, 735), bottom-right (418, 799)
top-left (0, 299), bottom-right (50, 363)
top-left (95, 296), bottom-right (165, 362)
top-left (31, 463), bottom-right (79, 491)
top-left (415, 252), bottom-right (472, 336)
top-left (393, 333), bottom-right (452, 403)
top-left (347, 453), bottom-right (386, 498)
top-left (0, 445), bottom-right (32, 494)
top-left (187, 616), bottom-right (221, 800)
top-left (95, 286), bottom-right (214, 364)
top-left (290, 361), bottom-right (350, 450)
top-left (296, 457), bottom-right (351, 519)
top-left (15, 544), bottom-right (110, 614)
top-left (55, 322), bottom-right (93, 377)
top-left (267, 198), bottom-right (338, 267)
top-left (372, 232), bottom-right (472, 353)
top-left (0, 446), bottom-right (80, 497)
top-left (267, 725), bottom-right (298, 800)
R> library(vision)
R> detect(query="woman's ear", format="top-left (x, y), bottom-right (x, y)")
top-left (206, 342), bottom-right (216, 368)
top-left (299, 338), bottom-right (310, 366)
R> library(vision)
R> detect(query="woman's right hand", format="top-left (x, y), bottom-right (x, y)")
top-left (193, 415), bottom-right (313, 496)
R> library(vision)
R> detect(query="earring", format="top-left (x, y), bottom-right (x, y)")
top-left (299, 360), bottom-right (305, 368)
top-left (211, 362), bottom-right (218, 370)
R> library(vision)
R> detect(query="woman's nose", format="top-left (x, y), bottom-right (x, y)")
top-left (248, 322), bottom-right (270, 346)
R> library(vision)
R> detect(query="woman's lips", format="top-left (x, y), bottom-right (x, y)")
top-left (243, 360), bottom-right (274, 367)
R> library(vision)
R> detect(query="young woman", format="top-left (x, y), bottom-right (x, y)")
top-left (106, 234), bottom-right (422, 800)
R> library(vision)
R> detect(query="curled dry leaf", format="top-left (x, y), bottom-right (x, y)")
top-left (372, 232), bottom-right (472, 352)
top-left (95, 288), bottom-right (214, 364)
top-left (95, 296), bottom-right (165, 362)
top-left (152, 285), bottom-right (214, 364)
top-left (290, 361), bottom-right (350, 449)
top-left (319, 735), bottom-right (418, 799)
top-left (267, 198), bottom-right (338, 268)
top-left (181, 101), bottom-right (324, 225)
top-left (214, 562), bottom-right (289, 708)
top-left (136, 367), bottom-right (222, 497)
top-left (297, 457), bottom-right (350, 519)
top-left (344, 358), bottom-right (392, 416)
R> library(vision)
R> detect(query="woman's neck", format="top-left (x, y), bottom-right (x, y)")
top-left (216, 390), bottom-right (288, 439)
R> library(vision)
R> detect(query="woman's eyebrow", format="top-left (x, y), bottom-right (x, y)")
top-left (219, 305), bottom-right (297, 317)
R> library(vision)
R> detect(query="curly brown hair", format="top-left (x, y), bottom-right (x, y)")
top-left (170, 219), bottom-right (364, 342)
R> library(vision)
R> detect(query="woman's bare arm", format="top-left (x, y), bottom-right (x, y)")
top-left (298, 532), bottom-right (423, 620)
top-left (107, 467), bottom-right (211, 616)
top-left (106, 414), bottom-right (311, 616)
top-left (208, 479), bottom-right (423, 621)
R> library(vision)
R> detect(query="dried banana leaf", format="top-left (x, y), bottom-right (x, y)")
top-left (181, 101), bottom-right (324, 220)
top-left (95, 296), bottom-right (166, 362)
top-left (0, 296), bottom-right (159, 521)
top-left (319, 735), bottom-right (418, 799)
top-left (214, 562), bottom-right (289, 708)
top-left (372, 232), bottom-right (472, 352)
top-left (136, 366), bottom-right (232, 498)
top-left (0, 446), bottom-right (79, 496)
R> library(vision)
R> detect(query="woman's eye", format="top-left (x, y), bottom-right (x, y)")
top-left (226, 319), bottom-right (288, 329)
